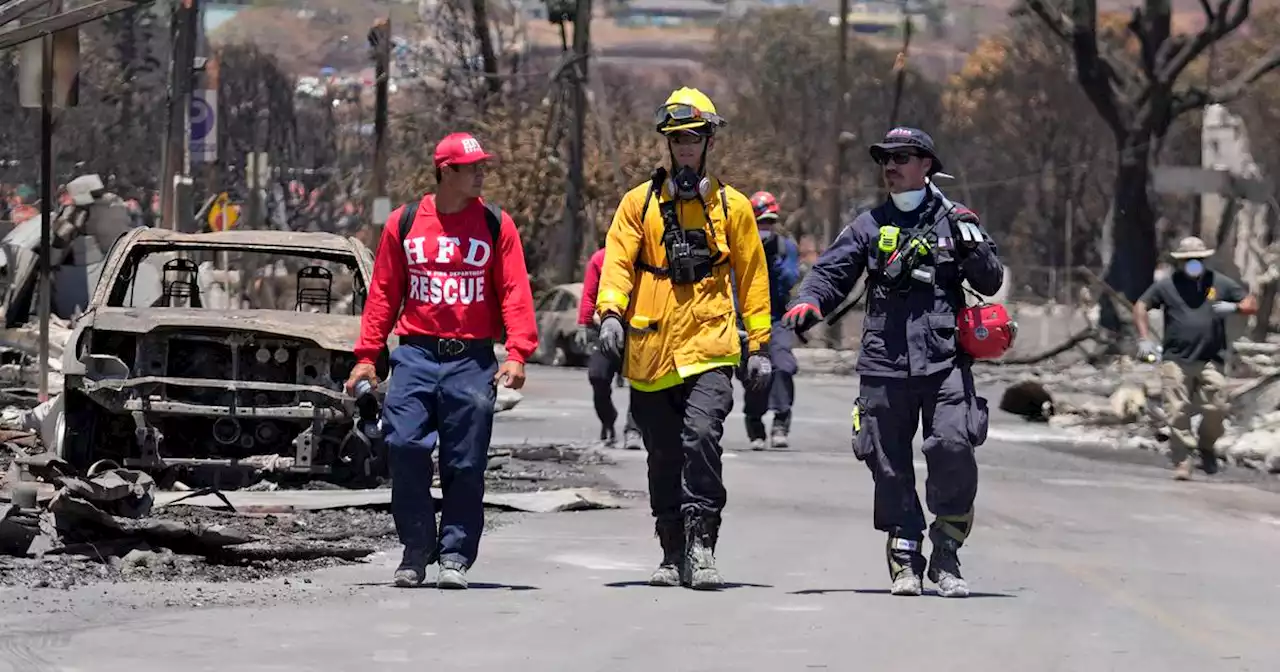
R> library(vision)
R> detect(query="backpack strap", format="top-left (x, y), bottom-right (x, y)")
top-left (483, 201), bottom-right (503, 246)
top-left (397, 199), bottom-right (420, 243)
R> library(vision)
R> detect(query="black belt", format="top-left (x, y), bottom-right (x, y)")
top-left (636, 257), bottom-right (730, 276)
top-left (401, 335), bottom-right (493, 358)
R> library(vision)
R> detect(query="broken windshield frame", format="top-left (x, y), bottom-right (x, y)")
top-left (103, 244), bottom-right (370, 314)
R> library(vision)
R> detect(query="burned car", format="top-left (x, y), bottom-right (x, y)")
top-left (55, 228), bottom-right (390, 484)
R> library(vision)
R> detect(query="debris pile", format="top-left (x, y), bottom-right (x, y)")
top-left (984, 346), bottom-right (1280, 475)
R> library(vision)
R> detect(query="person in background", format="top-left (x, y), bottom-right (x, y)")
top-left (738, 191), bottom-right (802, 450)
top-left (1135, 236), bottom-right (1257, 481)
top-left (347, 132), bottom-right (538, 590)
top-left (576, 233), bottom-right (641, 449)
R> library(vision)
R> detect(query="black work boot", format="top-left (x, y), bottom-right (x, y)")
top-left (886, 536), bottom-right (926, 596)
top-left (927, 533), bottom-right (969, 598)
top-left (649, 518), bottom-right (684, 587)
top-left (681, 512), bottom-right (723, 590)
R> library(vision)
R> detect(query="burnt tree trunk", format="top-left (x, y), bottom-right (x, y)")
top-left (1099, 144), bottom-right (1158, 335)
top-left (471, 0), bottom-right (500, 96)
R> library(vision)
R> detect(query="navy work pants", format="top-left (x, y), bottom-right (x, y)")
top-left (586, 345), bottom-right (637, 435)
top-left (853, 366), bottom-right (989, 546)
top-left (630, 366), bottom-right (735, 521)
top-left (383, 338), bottom-right (498, 569)
top-left (740, 323), bottom-right (799, 440)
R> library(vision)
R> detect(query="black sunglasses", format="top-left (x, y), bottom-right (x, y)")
top-left (876, 152), bottom-right (919, 166)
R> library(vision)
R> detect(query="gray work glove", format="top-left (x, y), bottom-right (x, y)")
top-left (1211, 301), bottom-right (1239, 315)
top-left (745, 353), bottom-right (773, 392)
top-left (1137, 339), bottom-right (1161, 362)
top-left (598, 314), bottom-right (625, 360)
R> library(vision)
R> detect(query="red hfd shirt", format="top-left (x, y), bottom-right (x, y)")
top-left (354, 195), bottom-right (538, 364)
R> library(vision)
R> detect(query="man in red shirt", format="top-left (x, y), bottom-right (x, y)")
top-left (346, 132), bottom-right (537, 590)
top-left (576, 238), bottom-right (640, 449)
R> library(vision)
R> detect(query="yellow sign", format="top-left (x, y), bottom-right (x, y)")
top-left (208, 193), bottom-right (240, 232)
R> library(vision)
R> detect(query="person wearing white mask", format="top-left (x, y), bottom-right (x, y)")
top-left (1135, 236), bottom-right (1257, 481)
top-left (781, 127), bottom-right (1004, 598)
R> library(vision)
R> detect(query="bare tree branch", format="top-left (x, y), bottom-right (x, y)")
top-left (1172, 44), bottom-right (1280, 115)
top-left (1159, 0), bottom-right (1252, 83)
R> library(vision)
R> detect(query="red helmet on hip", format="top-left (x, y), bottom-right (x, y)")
top-left (958, 302), bottom-right (1017, 360)
top-left (750, 191), bottom-right (780, 222)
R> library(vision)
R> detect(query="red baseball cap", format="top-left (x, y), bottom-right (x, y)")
top-left (434, 132), bottom-right (496, 168)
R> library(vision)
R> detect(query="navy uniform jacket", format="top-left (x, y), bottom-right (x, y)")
top-left (793, 195), bottom-right (1003, 379)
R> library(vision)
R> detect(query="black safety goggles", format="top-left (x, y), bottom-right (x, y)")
top-left (654, 103), bottom-right (725, 133)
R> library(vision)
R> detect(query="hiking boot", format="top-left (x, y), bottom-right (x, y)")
top-left (437, 560), bottom-right (469, 590)
top-left (1173, 458), bottom-right (1193, 481)
top-left (648, 518), bottom-right (684, 587)
top-left (770, 428), bottom-right (789, 449)
top-left (682, 513), bottom-right (723, 590)
top-left (392, 547), bottom-right (433, 588)
top-left (927, 538), bottom-right (969, 598)
top-left (749, 438), bottom-right (767, 451)
top-left (623, 429), bottom-right (643, 450)
top-left (600, 424), bottom-right (617, 446)
top-left (886, 537), bottom-right (925, 597)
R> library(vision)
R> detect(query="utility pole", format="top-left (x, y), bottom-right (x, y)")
top-left (824, 0), bottom-right (851, 348)
top-left (368, 17), bottom-right (391, 228)
top-left (887, 0), bottom-right (913, 130)
top-left (562, 0), bottom-right (590, 283)
top-left (37, 2), bottom-right (60, 403)
top-left (159, 0), bottom-right (199, 230)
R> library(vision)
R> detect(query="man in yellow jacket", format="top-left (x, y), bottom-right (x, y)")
top-left (595, 87), bottom-right (773, 590)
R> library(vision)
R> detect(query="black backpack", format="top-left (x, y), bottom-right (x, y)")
top-left (397, 197), bottom-right (503, 247)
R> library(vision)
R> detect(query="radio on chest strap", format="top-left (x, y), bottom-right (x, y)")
top-left (634, 167), bottom-right (731, 282)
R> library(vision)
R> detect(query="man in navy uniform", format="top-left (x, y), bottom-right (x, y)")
top-left (782, 127), bottom-right (1004, 598)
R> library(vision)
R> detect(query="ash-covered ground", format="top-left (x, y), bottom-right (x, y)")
top-left (0, 448), bottom-right (623, 592)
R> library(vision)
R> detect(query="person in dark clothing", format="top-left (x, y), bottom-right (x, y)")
top-left (781, 127), bottom-right (1003, 599)
top-left (737, 191), bottom-right (802, 449)
top-left (577, 239), bottom-right (641, 449)
top-left (1134, 236), bottom-right (1257, 481)
top-left (348, 132), bottom-right (539, 590)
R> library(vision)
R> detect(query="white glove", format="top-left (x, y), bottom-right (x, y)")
top-left (1137, 339), bottom-right (1160, 362)
top-left (1212, 301), bottom-right (1239, 315)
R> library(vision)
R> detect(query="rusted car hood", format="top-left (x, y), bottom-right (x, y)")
top-left (85, 307), bottom-right (362, 351)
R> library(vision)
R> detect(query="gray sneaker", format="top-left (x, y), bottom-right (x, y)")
top-left (393, 567), bottom-right (424, 588)
top-left (749, 438), bottom-right (767, 451)
top-left (437, 561), bottom-right (469, 590)
top-left (770, 430), bottom-right (789, 449)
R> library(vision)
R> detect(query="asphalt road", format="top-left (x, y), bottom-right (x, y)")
top-left (4, 365), bottom-right (1280, 671)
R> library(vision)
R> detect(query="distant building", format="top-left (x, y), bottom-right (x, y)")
top-left (614, 0), bottom-right (727, 27)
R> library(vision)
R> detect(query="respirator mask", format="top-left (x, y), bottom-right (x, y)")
top-left (890, 188), bottom-right (927, 212)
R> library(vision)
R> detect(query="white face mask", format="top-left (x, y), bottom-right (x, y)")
top-left (890, 188), bottom-right (927, 212)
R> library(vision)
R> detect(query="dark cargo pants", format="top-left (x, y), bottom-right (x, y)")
top-left (740, 323), bottom-right (798, 440)
top-left (631, 366), bottom-right (735, 521)
top-left (383, 338), bottom-right (498, 569)
top-left (853, 366), bottom-right (989, 546)
top-left (587, 346), bottom-right (638, 435)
